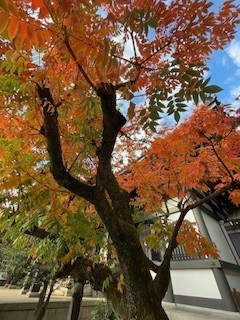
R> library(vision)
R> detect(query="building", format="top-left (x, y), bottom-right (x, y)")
top-left (148, 194), bottom-right (240, 312)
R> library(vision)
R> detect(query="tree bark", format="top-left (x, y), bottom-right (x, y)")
top-left (33, 280), bottom-right (54, 320)
top-left (67, 280), bottom-right (85, 320)
top-left (37, 83), bottom-right (173, 320)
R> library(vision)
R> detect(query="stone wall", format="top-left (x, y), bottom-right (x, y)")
top-left (0, 300), bottom-right (239, 320)
top-left (0, 299), bottom-right (97, 320)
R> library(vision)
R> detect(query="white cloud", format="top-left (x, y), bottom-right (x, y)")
top-left (226, 40), bottom-right (240, 68)
top-left (113, 32), bottom-right (141, 60)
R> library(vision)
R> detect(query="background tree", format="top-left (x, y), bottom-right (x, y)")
top-left (0, 1), bottom-right (239, 320)
top-left (0, 241), bottom-right (31, 286)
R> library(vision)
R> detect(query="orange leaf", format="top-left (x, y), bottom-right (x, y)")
top-left (128, 101), bottom-right (136, 120)
top-left (0, 11), bottom-right (9, 33)
top-left (7, 17), bottom-right (19, 40)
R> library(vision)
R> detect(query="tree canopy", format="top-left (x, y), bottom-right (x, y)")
top-left (0, 1), bottom-right (239, 320)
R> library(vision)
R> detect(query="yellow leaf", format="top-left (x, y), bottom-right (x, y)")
top-left (11, 51), bottom-right (21, 63)
top-left (117, 273), bottom-right (125, 293)
top-left (0, 0), bottom-right (9, 12)
top-left (0, 11), bottom-right (9, 33)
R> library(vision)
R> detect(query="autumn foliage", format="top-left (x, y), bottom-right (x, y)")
top-left (0, 1), bottom-right (239, 320)
top-left (119, 106), bottom-right (240, 211)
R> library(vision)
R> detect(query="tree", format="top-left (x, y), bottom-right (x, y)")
top-left (0, 236), bottom-right (56, 320)
top-left (0, 1), bottom-right (239, 320)
top-left (0, 241), bottom-right (31, 286)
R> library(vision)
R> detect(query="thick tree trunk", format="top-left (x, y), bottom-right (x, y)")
top-left (110, 222), bottom-right (169, 320)
top-left (38, 84), bottom-right (171, 320)
top-left (67, 280), bottom-right (84, 320)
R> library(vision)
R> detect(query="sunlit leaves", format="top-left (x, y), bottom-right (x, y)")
top-left (120, 106), bottom-right (240, 210)
top-left (0, 11), bottom-right (8, 33)
top-left (177, 221), bottom-right (219, 259)
top-left (141, 58), bottom-right (223, 128)
top-left (0, 0), bottom-right (239, 277)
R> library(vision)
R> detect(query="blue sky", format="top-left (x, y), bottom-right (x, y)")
top-left (114, 1), bottom-right (240, 124)
top-left (208, 25), bottom-right (240, 105)
top-left (207, 0), bottom-right (240, 106)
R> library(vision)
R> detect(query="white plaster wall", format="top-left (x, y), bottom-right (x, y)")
top-left (171, 269), bottom-right (221, 299)
top-left (201, 213), bottom-right (237, 264)
top-left (169, 210), bottom-right (196, 224)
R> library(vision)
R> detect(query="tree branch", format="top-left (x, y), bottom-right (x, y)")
top-left (36, 84), bottom-right (97, 204)
top-left (95, 84), bottom-right (133, 224)
top-left (140, 40), bottom-right (171, 65)
top-left (184, 181), bottom-right (239, 213)
top-left (63, 27), bottom-right (97, 92)
top-left (115, 64), bottom-right (141, 90)
top-left (200, 131), bottom-right (235, 181)
top-left (153, 180), bottom-right (238, 299)
top-left (24, 226), bottom-right (55, 240)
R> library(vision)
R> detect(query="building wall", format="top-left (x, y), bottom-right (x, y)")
top-left (168, 264), bottom-right (238, 312)
top-left (171, 269), bottom-right (221, 299)
top-left (201, 212), bottom-right (237, 264)
top-left (224, 270), bottom-right (240, 292)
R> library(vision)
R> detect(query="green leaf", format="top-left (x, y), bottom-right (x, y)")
top-left (157, 102), bottom-right (166, 110)
top-left (186, 69), bottom-right (200, 76)
top-left (158, 91), bottom-right (168, 100)
top-left (182, 74), bottom-right (191, 83)
top-left (192, 92), bottom-right (199, 105)
top-left (175, 98), bottom-right (184, 103)
top-left (200, 91), bottom-right (207, 103)
top-left (143, 121), bottom-right (149, 130)
top-left (147, 17), bottom-right (158, 28)
top-left (144, 23), bottom-right (149, 36)
top-left (200, 77), bottom-right (211, 89)
top-left (176, 103), bottom-right (187, 109)
top-left (170, 68), bottom-right (180, 73)
top-left (167, 105), bottom-right (175, 115)
top-left (139, 108), bottom-right (146, 116)
top-left (140, 115), bottom-right (148, 124)
top-left (149, 121), bottom-right (157, 132)
top-left (177, 107), bottom-right (186, 112)
top-left (149, 110), bottom-right (160, 120)
top-left (203, 85), bottom-right (223, 94)
top-left (196, 79), bottom-right (203, 88)
top-left (174, 111), bottom-right (180, 123)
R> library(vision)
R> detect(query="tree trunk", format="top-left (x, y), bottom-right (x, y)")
top-left (33, 280), bottom-right (55, 320)
top-left (110, 223), bottom-right (170, 320)
top-left (39, 85), bottom-right (171, 320)
top-left (67, 280), bottom-right (84, 320)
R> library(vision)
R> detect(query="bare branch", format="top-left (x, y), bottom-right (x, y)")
top-left (200, 131), bottom-right (235, 181)
top-left (115, 64), bottom-right (141, 90)
top-left (184, 182), bottom-right (238, 213)
top-left (140, 40), bottom-right (171, 65)
top-left (63, 27), bottom-right (97, 92)
top-left (130, 30), bottom-right (139, 64)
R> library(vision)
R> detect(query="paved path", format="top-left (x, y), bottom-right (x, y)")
top-left (0, 286), bottom-right (102, 304)
top-left (1, 286), bottom-right (239, 320)
top-left (0, 286), bottom-right (72, 304)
